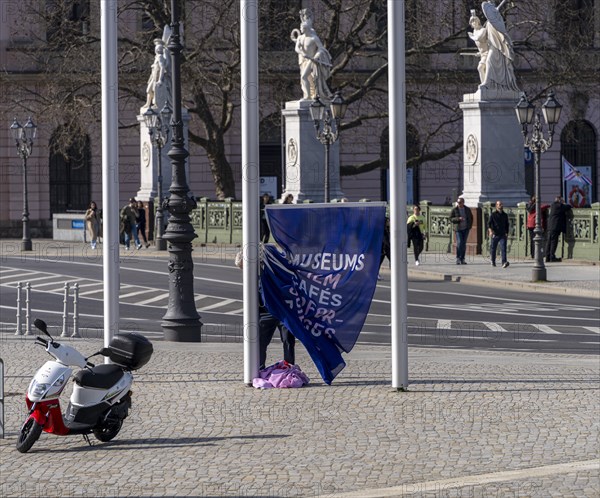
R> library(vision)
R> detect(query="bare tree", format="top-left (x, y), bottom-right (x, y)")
top-left (2, 0), bottom-right (595, 199)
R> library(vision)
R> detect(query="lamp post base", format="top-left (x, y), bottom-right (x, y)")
top-left (531, 266), bottom-right (547, 282)
top-left (155, 238), bottom-right (167, 251)
top-left (162, 319), bottom-right (203, 342)
top-left (22, 240), bottom-right (32, 251)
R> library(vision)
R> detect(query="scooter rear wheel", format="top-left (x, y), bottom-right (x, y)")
top-left (16, 418), bottom-right (43, 453)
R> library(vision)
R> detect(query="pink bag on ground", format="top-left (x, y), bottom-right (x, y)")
top-left (252, 361), bottom-right (310, 389)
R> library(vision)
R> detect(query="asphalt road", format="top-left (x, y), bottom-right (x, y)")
top-left (1, 254), bottom-right (598, 354)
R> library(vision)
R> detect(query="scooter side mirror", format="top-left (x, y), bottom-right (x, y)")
top-left (33, 319), bottom-right (52, 338)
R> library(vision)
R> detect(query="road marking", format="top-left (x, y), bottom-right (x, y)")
top-left (532, 324), bottom-right (562, 335)
top-left (78, 289), bottom-right (105, 296)
top-left (120, 289), bottom-right (156, 299)
top-left (436, 320), bottom-right (451, 329)
top-left (198, 298), bottom-right (236, 311)
top-left (137, 293), bottom-right (170, 305)
top-left (483, 322), bottom-right (507, 332)
top-left (331, 459), bottom-right (600, 497)
top-left (584, 326), bottom-right (600, 334)
top-left (226, 308), bottom-right (244, 315)
top-left (2, 274), bottom-right (56, 284)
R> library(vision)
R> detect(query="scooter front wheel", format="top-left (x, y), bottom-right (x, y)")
top-left (93, 418), bottom-right (123, 442)
top-left (16, 418), bottom-right (43, 453)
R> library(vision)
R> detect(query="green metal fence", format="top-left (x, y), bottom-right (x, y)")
top-left (182, 199), bottom-right (599, 261)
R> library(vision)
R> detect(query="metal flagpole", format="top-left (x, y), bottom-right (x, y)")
top-left (388, 0), bottom-right (409, 390)
top-left (241, 0), bottom-right (260, 384)
top-left (100, 0), bottom-right (120, 348)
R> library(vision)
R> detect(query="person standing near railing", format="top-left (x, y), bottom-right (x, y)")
top-left (450, 198), bottom-right (473, 265)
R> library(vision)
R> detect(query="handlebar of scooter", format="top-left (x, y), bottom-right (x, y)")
top-left (35, 337), bottom-right (49, 347)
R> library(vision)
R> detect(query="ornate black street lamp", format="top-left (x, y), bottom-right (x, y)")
top-left (161, 0), bottom-right (202, 341)
top-left (516, 91), bottom-right (562, 282)
top-left (143, 103), bottom-right (171, 251)
top-left (310, 91), bottom-right (348, 203)
top-left (10, 117), bottom-right (37, 251)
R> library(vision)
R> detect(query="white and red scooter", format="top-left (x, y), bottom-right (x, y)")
top-left (17, 318), bottom-right (153, 453)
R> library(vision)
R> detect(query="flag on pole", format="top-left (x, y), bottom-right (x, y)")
top-left (563, 157), bottom-right (592, 185)
top-left (260, 203), bottom-right (386, 384)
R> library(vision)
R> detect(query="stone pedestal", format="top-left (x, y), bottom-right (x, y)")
top-left (459, 88), bottom-right (528, 207)
top-left (136, 107), bottom-right (190, 203)
top-left (282, 100), bottom-right (344, 202)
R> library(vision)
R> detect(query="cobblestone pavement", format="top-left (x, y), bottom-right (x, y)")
top-left (1, 335), bottom-right (598, 497)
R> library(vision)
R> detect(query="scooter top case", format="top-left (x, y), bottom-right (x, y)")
top-left (104, 333), bottom-right (153, 370)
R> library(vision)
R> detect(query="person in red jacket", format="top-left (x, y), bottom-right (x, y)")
top-left (526, 196), bottom-right (550, 259)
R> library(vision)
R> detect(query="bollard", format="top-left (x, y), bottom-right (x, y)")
top-left (61, 283), bottom-right (70, 337)
top-left (15, 282), bottom-right (22, 336)
top-left (72, 283), bottom-right (80, 338)
top-left (24, 282), bottom-right (32, 336)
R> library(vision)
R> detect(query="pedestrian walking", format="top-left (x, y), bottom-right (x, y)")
top-left (450, 197), bottom-right (473, 265)
top-left (526, 196), bottom-right (549, 259)
top-left (120, 198), bottom-right (141, 250)
top-left (407, 205), bottom-right (427, 266)
top-left (545, 196), bottom-right (572, 262)
top-left (136, 200), bottom-right (151, 248)
top-left (488, 200), bottom-right (510, 268)
top-left (260, 193), bottom-right (272, 243)
top-left (378, 215), bottom-right (391, 279)
top-left (84, 201), bottom-right (101, 250)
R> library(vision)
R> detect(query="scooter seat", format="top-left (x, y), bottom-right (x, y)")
top-left (74, 364), bottom-right (124, 389)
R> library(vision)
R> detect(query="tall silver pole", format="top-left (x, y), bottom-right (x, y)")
top-left (101, 0), bottom-right (120, 348)
top-left (388, 0), bottom-right (409, 390)
top-left (241, 0), bottom-right (260, 384)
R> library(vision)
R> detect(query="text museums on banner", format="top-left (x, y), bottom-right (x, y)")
top-left (260, 203), bottom-right (386, 384)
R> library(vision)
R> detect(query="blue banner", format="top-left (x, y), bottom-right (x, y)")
top-left (260, 204), bottom-right (386, 384)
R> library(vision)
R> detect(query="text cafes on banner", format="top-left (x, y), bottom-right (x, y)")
top-left (260, 203), bottom-right (386, 384)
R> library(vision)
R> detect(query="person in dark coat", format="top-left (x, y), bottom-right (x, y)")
top-left (545, 196), bottom-right (572, 262)
top-left (450, 198), bottom-right (473, 265)
top-left (488, 200), bottom-right (510, 268)
top-left (136, 200), bottom-right (151, 248)
top-left (234, 251), bottom-right (295, 370)
top-left (260, 193), bottom-right (272, 243)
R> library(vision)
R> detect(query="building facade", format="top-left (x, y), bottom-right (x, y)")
top-left (0, 0), bottom-right (598, 237)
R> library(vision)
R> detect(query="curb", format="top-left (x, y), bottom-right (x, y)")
top-left (408, 269), bottom-right (600, 299)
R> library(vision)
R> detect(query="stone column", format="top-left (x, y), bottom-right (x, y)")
top-left (459, 88), bottom-right (528, 207)
top-left (282, 100), bottom-right (344, 202)
top-left (136, 107), bottom-right (190, 203)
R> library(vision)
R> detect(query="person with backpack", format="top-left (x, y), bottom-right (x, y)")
top-left (120, 198), bottom-right (141, 250)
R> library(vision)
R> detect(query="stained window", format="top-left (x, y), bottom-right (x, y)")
top-left (560, 120), bottom-right (597, 204)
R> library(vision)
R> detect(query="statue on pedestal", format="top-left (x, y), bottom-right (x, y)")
top-left (143, 26), bottom-right (175, 110)
top-left (291, 8), bottom-right (333, 101)
top-left (471, 0), bottom-right (519, 92)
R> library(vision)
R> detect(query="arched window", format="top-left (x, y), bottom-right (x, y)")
top-left (560, 120), bottom-right (597, 205)
top-left (49, 129), bottom-right (91, 214)
top-left (380, 124), bottom-right (420, 202)
top-left (259, 113), bottom-right (283, 198)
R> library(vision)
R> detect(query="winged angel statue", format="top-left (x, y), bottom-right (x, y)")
top-left (473, 1), bottom-right (520, 91)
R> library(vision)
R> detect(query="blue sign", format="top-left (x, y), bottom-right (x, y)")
top-left (260, 203), bottom-right (386, 384)
top-left (71, 220), bottom-right (85, 229)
